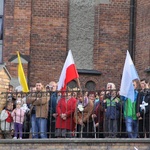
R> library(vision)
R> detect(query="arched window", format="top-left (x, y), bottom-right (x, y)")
top-left (85, 81), bottom-right (96, 91)
top-left (68, 80), bottom-right (77, 89)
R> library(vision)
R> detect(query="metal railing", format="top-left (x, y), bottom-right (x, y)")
top-left (0, 89), bottom-right (150, 139)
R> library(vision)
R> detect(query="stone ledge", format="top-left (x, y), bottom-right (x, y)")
top-left (0, 138), bottom-right (150, 144)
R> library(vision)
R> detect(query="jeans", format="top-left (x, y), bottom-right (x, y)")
top-left (31, 114), bottom-right (47, 138)
top-left (36, 118), bottom-right (47, 138)
top-left (31, 114), bottom-right (38, 138)
top-left (125, 117), bottom-right (138, 138)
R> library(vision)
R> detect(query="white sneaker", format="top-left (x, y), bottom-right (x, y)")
top-left (13, 137), bottom-right (17, 139)
top-left (19, 137), bottom-right (22, 139)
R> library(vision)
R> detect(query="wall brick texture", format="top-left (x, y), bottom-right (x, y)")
top-left (29, 0), bottom-right (69, 87)
top-left (93, 0), bottom-right (130, 88)
top-left (3, 0), bottom-right (150, 89)
top-left (135, 0), bottom-right (150, 80)
top-left (0, 67), bottom-right (10, 111)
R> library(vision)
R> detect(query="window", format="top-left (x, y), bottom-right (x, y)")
top-left (85, 81), bottom-right (96, 91)
top-left (68, 80), bottom-right (77, 89)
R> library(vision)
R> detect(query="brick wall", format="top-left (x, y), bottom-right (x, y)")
top-left (79, 74), bottom-right (102, 90)
top-left (3, 0), bottom-right (31, 78)
top-left (93, 0), bottom-right (130, 88)
top-left (29, 0), bottom-right (69, 87)
top-left (3, 0), bottom-right (150, 89)
top-left (135, 0), bottom-right (150, 80)
top-left (0, 66), bottom-right (10, 112)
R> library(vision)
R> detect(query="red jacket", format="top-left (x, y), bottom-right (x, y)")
top-left (56, 97), bottom-right (77, 131)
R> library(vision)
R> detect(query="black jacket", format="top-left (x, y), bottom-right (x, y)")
top-left (137, 90), bottom-right (150, 118)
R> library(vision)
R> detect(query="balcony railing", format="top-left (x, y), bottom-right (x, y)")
top-left (0, 89), bottom-right (150, 139)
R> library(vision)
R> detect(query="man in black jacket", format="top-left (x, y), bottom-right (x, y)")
top-left (136, 79), bottom-right (150, 138)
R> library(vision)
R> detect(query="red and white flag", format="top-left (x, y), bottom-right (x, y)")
top-left (57, 50), bottom-right (79, 91)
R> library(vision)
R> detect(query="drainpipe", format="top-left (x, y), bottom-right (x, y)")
top-left (129, 0), bottom-right (136, 61)
top-left (28, 0), bottom-right (33, 87)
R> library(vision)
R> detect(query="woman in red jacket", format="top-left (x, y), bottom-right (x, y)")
top-left (55, 92), bottom-right (77, 138)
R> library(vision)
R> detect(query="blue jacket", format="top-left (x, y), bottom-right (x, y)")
top-left (49, 92), bottom-right (57, 120)
top-left (104, 97), bottom-right (120, 119)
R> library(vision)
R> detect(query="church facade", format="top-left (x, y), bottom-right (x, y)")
top-left (0, 0), bottom-right (150, 90)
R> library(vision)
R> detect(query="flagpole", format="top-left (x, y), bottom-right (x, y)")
top-left (76, 78), bottom-right (82, 92)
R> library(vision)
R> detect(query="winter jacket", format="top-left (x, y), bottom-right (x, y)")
top-left (0, 109), bottom-right (14, 131)
top-left (27, 92), bottom-right (49, 119)
top-left (56, 97), bottom-right (77, 131)
top-left (11, 108), bottom-right (25, 124)
top-left (49, 92), bottom-right (57, 120)
top-left (136, 90), bottom-right (150, 118)
top-left (104, 97), bottom-right (120, 119)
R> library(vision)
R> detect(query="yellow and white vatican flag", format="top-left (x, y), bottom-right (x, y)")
top-left (17, 51), bottom-right (29, 92)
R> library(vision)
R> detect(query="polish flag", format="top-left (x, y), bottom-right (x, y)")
top-left (57, 50), bottom-right (79, 91)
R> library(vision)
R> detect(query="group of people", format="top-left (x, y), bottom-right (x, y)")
top-left (0, 78), bottom-right (150, 139)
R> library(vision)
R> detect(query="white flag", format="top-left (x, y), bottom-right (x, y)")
top-left (120, 50), bottom-right (139, 102)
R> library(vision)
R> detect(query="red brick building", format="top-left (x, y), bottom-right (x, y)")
top-left (1, 0), bottom-right (150, 90)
